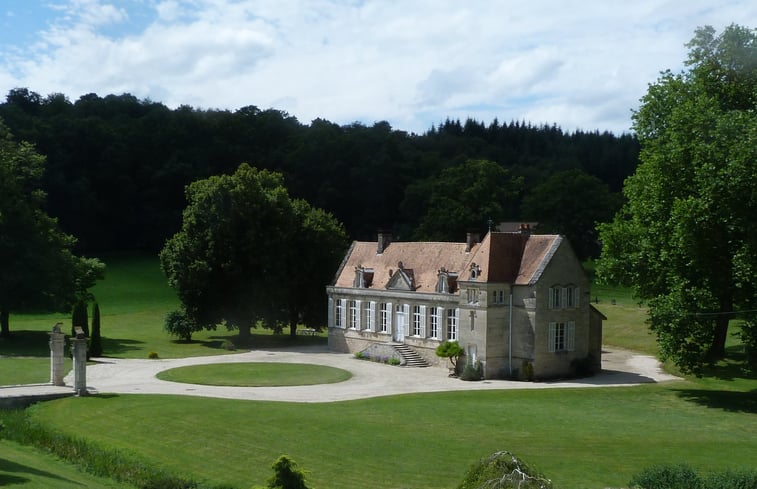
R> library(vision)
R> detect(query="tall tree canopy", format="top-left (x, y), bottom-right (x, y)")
top-left (0, 119), bottom-right (104, 337)
top-left (597, 24), bottom-right (757, 373)
top-left (521, 168), bottom-right (623, 260)
top-left (160, 163), bottom-right (348, 339)
top-left (410, 159), bottom-right (523, 241)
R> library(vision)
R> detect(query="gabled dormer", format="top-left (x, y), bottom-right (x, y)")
top-left (436, 267), bottom-right (459, 294)
top-left (353, 265), bottom-right (374, 288)
top-left (385, 261), bottom-right (416, 290)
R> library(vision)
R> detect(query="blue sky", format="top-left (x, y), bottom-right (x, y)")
top-left (1, 1), bottom-right (755, 135)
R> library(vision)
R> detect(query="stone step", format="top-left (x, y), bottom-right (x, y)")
top-left (392, 343), bottom-right (429, 367)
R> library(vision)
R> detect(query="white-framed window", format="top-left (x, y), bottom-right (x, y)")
top-left (548, 321), bottom-right (575, 352)
top-left (348, 300), bottom-right (360, 329)
top-left (412, 305), bottom-right (426, 337)
top-left (492, 290), bottom-right (505, 304)
top-left (430, 307), bottom-right (442, 339)
top-left (363, 301), bottom-right (376, 331)
top-left (549, 285), bottom-right (580, 309)
top-left (379, 302), bottom-right (391, 333)
top-left (467, 288), bottom-right (479, 304)
top-left (446, 308), bottom-right (459, 341)
top-left (336, 299), bottom-right (346, 328)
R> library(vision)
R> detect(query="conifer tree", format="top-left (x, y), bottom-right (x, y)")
top-left (90, 302), bottom-right (102, 356)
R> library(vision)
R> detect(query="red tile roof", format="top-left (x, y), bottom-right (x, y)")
top-left (332, 232), bottom-right (561, 291)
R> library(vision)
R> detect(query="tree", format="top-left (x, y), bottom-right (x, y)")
top-left (521, 169), bottom-right (623, 260)
top-left (597, 24), bottom-right (757, 374)
top-left (164, 309), bottom-right (203, 342)
top-left (0, 119), bottom-right (104, 337)
top-left (263, 455), bottom-right (310, 489)
top-left (90, 302), bottom-right (103, 356)
top-left (436, 340), bottom-right (464, 374)
top-left (160, 163), bottom-right (348, 340)
top-left (71, 300), bottom-right (89, 338)
top-left (412, 159), bottom-right (523, 241)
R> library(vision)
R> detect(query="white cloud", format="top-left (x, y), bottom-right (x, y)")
top-left (1, 0), bottom-right (755, 133)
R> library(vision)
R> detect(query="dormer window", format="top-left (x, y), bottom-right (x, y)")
top-left (436, 268), bottom-right (459, 294)
top-left (469, 262), bottom-right (481, 280)
top-left (353, 265), bottom-right (374, 288)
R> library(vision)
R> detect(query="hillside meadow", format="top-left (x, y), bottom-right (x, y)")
top-left (1, 255), bottom-right (756, 488)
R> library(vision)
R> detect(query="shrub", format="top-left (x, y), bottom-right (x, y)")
top-left (704, 468), bottom-right (757, 489)
top-left (521, 361), bottom-right (534, 381)
top-left (457, 451), bottom-right (552, 489)
top-left (436, 340), bottom-right (464, 374)
top-left (354, 351), bottom-right (366, 360)
top-left (388, 357), bottom-right (401, 366)
top-left (264, 454), bottom-right (310, 489)
top-left (220, 340), bottom-right (236, 351)
top-left (460, 361), bottom-right (483, 381)
top-left (71, 300), bottom-right (89, 337)
top-left (629, 464), bottom-right (701, 489)
top-left (89, 302), bottom-right (103, 357)
top-left (164, 309), bottom-right (203, 342)
top-left (148, 351), bottom-right (159, 359)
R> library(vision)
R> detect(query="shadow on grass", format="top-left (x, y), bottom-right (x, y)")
top-left (0, 330), bottom-right (52, 357)
top-left (0, 457), bottom-right (75, 485)
top-left (101, 337), bottom-right (145, 355)
top-left (674, 388), bottom-right (757, 413)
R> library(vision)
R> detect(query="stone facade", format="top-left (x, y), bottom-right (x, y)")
top-left (326, 230), bottom-right (603, 380)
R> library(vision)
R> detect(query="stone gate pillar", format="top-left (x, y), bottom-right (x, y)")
top-left (48, 322), bottom-right (66, 386)
top-left (70, 327), bottom-right (89, 396)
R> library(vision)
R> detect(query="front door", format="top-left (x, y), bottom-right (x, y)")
top-left (394, 304), bottom-right (405, 342)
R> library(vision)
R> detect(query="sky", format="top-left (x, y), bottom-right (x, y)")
top-left (0, 1), bottom-right (754, 135)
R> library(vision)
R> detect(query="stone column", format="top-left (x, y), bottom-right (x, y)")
top-left (70, 327), bottom-right (89, 396)
top-left (48, 322), bottom-right (66, 386)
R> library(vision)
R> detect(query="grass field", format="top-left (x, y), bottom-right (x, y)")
top-left (2, 255), bottom-right (756, 488)
top-left (156, 362), bottom-right (352, 386)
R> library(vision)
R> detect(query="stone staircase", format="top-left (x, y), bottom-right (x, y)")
top-left (392, 343), bottom-right (429, 367)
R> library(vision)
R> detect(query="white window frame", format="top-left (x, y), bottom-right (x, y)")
top-left (379, 302), bottom-right (391, 333)
top-left (363, 301), bottom-right (376, 331)
top-left (348, 300), bottom-right (360, 329)
top-left (336, 299), bottom-right (346, 328)
top-left (447, 308), bottom-right (459, 341)
top-left (412, 305), bottom-right (427, 337)
top-left (548, 321), bottom-right (575, 352)
top-left (430, 307), bottom-right (442, 339)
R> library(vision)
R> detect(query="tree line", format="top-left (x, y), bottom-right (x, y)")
top-left (0, 90), bottom-right (639, 258)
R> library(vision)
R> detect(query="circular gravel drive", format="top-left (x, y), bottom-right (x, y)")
top-left (74, 345), bottom-right (680, 403)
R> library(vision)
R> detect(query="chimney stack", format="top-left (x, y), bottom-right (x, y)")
top-left (519, 223), bottom-right (532, 236)
top-left (466, 232), bottom-right (480, 252)
top-left (377, 230), bottom-right (392, 254)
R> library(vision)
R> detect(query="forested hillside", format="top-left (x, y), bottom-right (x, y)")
top-left (0, 88), bottom-right (639, 256)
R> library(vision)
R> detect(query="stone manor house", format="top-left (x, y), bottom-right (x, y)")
top-left (326, 227), bottom-right (604, 379)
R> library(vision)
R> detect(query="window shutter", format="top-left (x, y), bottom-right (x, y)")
top-left (327, 297), bottom-right (334, 328)
top-left (369, 301), bottom-right (376, 331)
top-left (420, 305), bottom-right (427, 337)
top-left (355, 300), bottom-right (362, 329)
top-left (575, 287), bottom-right (580, 307)
top-left (386, 302), bottom-right (392, 334)
top-left (567, 321), bottom-right (576, 351)
top-left (562, 288), bottom-right (568, 309)
top-left (548, 322), bottom-right (556, 352)
top-left (548, 287), bottom-right (554, 308)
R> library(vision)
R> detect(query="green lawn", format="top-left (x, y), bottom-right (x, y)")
top-left (2, 255), bottom-right (756, 488)
top-left (22, 379), bottom-right (757, 489)
top-left (156, 362), bottom-right (352, 386)
top-left (0, 440), bottom-right (133, 488)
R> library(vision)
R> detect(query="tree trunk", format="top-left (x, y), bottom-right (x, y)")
top-left (708, 297), bottom-right (732, 360)
top-left (238, 324), bottom-right (251, 342)
top-left (289, 319), bottom-right (297, 338)
top-left (1, 306), bottom-right (9, 338)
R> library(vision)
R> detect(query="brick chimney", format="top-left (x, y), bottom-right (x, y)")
top-left (377, 230), bottom-right (392, 254)
top-left (466, 232), bottom-right (480, 252)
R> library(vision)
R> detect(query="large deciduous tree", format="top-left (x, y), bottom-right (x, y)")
top-left (521, 168), bottom-right (622, 260)
top-left (411, 159), bottom-right (523, 241)
top-left (159, 163), bottom-right (348, 340)
top-left (597, 24), bottom-right (757, 374)
top-left (0, 119), bottom-right (104, 337)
